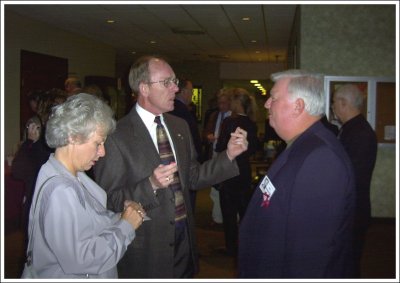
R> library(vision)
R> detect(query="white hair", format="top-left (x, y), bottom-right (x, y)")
top-left (271, 69), bottom-right (325, 116)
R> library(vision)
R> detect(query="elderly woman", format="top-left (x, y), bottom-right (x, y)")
top-left (23, 93), bottom-right (146, 278)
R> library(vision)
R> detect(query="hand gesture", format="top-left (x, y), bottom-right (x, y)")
top-left (149, 162), bottom-right (178, 190)
top-left (226, 127), bottom-right (248, 160)
top-left (121, 200), bottom-right (146, 230)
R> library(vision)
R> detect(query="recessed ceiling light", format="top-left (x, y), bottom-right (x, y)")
top-left (251, 40), bottom-right (257, 43)
top-left (150, 40), bottom-right (157, 44)
top-left (242, 17), bottom-right (250, 21)
top-left (106, 19), bottom-right (115, 24)
top-left (250, 80), bottom-right (258, 84)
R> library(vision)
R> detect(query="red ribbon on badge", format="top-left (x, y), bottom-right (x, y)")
top-left (261, 192), bottom-right (270, 207)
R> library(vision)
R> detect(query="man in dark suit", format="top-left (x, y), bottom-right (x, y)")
top-left (238, 70), bottom-right (356, 278)
top-left (169, 79), bottom-right (202, 160)
top-left (169, 79), bottom-right (203, 212)
top-left (332, 83), bottom-right (378, 278)
top-left (93, 55), bottom-right (249, 278)
top-left (202, 88), bottom-right (232, 225)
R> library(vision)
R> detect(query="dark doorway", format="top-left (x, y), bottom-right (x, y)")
top-left (20, 50), bottom-right (68, 139)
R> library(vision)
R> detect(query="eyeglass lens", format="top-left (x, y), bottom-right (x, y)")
top-left (163, 78), bottom-right (179, 87)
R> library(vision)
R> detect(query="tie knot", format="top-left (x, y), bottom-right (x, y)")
top-left (154, 116), bottom-right (162, 126)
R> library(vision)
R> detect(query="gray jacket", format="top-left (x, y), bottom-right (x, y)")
top-left (28, 154), bottom-right (135, 278)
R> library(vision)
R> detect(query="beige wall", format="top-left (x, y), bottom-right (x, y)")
top-left (4, 11), bottom-right (116, 155)
top-left (299, 5), bottom-right (396, 76)
top-left (298, 5), bottom-right (397, 218)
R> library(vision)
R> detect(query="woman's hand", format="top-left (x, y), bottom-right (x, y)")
top-left (121, 200), bottom-right (146, 230)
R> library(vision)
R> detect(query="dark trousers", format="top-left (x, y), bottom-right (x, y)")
top-left (219, 187), bottom-right (251, 256)
top-left (174, 220), bottom-right (195, 278)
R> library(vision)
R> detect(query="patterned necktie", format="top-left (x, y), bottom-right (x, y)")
top-left (154, 116), bottom-right (187, 224)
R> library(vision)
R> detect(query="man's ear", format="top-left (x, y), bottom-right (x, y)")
top-left (140, 82), bottom-right (149, 97)
top-left (293, 98), bottom-right (305, 116)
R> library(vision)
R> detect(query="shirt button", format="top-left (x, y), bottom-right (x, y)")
top-left (169, 242), bottom-right (174, 247)
top-left (170, 220), bottom-right (174, 225)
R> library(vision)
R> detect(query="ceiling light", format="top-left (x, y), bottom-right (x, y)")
top-left (250, 80), bottom-right (258, 84)
top-left (106, 19), bottom-right (115, 24)
top-left (251, 40), bottom-right (257, 43)
top-left (242, 17), bottom-right (250, 21)
top-left (150, 40), bottom-right (156, 44)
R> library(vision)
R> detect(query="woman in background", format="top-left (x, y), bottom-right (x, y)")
top-left (12, 89), bottom-right (67, 235)
top-left (215, 88), bottom-right (259, 257)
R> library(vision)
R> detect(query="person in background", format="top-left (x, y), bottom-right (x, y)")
top-left (12, 116), bottom-right (49, 232)
top-left (215, 88), bottom-right (259, 257)
top-left (169, 79), bottom-right (203, 160)
top-left (12, 88), bottom-right (67, 238)
top-left (64, 77), bottom-right (82, 97)
top-left (331, 83), bottom-right (378, 278)
top-left (169, 78), bottom-right (203, 213)
top-left (320, 114), bottom-right (339, 136)
top-left (25, 93), bottom-right (145, 278)
top-left (93, 55), bottom-right (248, 278)
top-left (203, 88), bottom-right (232, 227)
top-left (203, 91), bottom-right (219, 134)
top-left (201, 89), bottom-right (219, 163)
top-left (27, 89), bottom-right (44, 116)
top-left (83, 84), bottom-right (111, 105)
top-left (188, 101), bottom-right (197, 121)
top-left (36, 88), bottom-right (68, 126)
top-left (239, 70), bottom-right (356, 278)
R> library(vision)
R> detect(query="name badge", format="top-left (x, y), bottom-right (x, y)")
top-left (259, 175), bottom-right (276, 208)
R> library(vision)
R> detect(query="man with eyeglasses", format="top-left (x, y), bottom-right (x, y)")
top-left (94, 55), bottom-right (249, 278)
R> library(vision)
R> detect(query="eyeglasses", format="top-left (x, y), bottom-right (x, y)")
top-left (147, 77), bottom-right (179, 88)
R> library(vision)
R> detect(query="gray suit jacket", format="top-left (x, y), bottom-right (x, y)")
top-left (93, 107), bottom-right (239, 278)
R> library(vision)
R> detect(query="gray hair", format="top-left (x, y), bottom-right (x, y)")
top-left (334, 84), bottom-right (364, 110)
top-left (46, 93), bottom-right (116, 148)
top-left (271, 69), bottom-right (325, 116)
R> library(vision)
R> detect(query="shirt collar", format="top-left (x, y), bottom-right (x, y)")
top-left (136, 103), bottom-right (165, 128)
